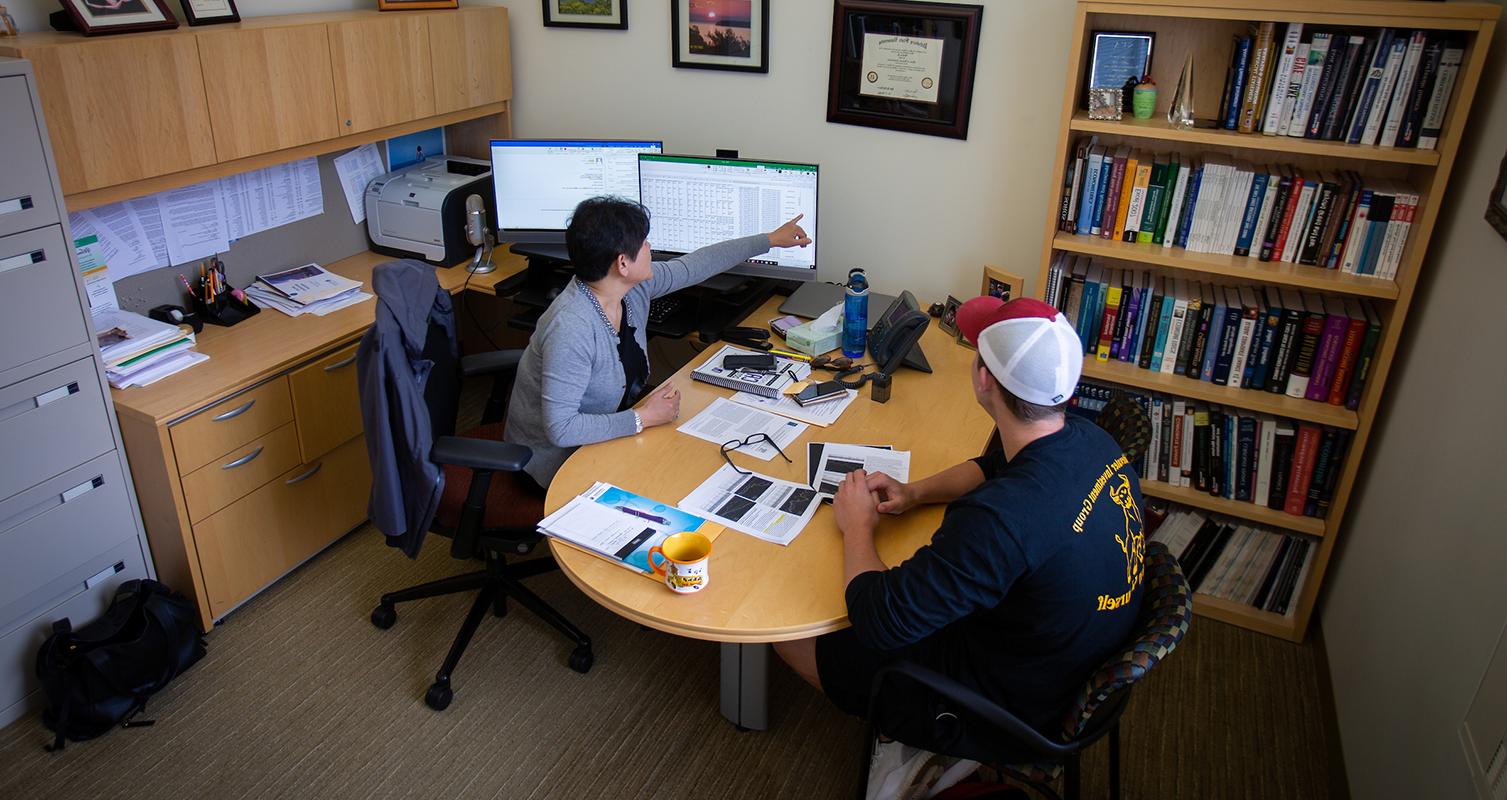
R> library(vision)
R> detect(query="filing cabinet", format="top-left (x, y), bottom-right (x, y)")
top-left (0, 58), bottom-right (153, 729)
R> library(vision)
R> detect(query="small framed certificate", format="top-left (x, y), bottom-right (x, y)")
top-left (826, 0), bottom-right (984, 140)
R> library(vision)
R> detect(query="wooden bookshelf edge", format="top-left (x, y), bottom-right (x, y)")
top-left (1140, 481), bottom-right (1328, 536)
top-left (1068, 114), bottom-right (1443, 166)
top-left (1080, 360), bottom-right (1361, 430)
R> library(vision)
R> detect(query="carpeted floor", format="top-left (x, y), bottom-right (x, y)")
top-left (0, 524), bottom-right (1344, 800)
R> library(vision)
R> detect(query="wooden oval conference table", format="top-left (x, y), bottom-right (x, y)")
top-left (546, 295), bottom-right (994, 729)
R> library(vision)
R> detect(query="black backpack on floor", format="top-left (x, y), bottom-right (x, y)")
top-left (35, 579), bottom-right (206, 751)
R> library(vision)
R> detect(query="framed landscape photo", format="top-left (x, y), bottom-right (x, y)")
top-left (672, 0), bottom-right (769, 73)
top-left (58, 0), bottom-right (179, 36)
top-left (377, 0), bottom-right (459, 11)
top-left (180, 0), bottom-right (239, 26)
top-left (543, 0), bottom-right (628, 30)
top-left (826, 0), bottom-right (984, 140)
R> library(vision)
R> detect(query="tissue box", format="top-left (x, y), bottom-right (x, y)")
top-left (786, 319), bottom-right (841, 357)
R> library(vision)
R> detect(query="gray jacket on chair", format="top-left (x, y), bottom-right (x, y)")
top-left (356, 259), bottom-right (456, 558)
top-left (505, 234), bottom-right (771, 488)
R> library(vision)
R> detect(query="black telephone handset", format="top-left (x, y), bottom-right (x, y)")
top-left (869, 292), bottom-right (930, 377)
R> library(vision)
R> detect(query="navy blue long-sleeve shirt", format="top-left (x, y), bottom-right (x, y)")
top-left (844, 416), bottom-right (1146, 732)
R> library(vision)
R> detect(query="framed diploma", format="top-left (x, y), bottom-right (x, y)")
top-left (826, 0), bottom-right (983, 140)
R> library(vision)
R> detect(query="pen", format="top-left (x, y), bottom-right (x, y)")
top-left (768, 348), bottom-right (812, 362)
top-left (617, 506), bottom-right (667, 525)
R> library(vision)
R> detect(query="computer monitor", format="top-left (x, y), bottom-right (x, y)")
top-left (637, 154), bottom-right (818, 282)
top-left (489, 139), bottom-right (664, 244)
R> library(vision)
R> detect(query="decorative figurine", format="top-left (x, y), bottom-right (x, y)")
top-left (1133, 75), bottom-right (1158, 120)
top-left (1167, 52), bottom-right (1196, 129)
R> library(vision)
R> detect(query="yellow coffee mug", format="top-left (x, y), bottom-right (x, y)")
top-left (647, 531), bottom-right (712, 594)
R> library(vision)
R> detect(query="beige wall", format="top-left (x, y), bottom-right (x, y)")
top-left (1320, 3), bottom-right (1507, 798)
top-left (6, 0), bottom-right (1074, 304)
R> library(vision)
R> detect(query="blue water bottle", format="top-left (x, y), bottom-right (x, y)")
top-left (842, 268), bottom-right (869, 358)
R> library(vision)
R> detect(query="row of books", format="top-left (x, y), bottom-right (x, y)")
top-left (1071, 382), bottom-right (1350, 520)
top-left (1057, 139), bottom-right (1417, 278)
top-left (1218, 22), bottom-right (1463, 150)
top-left (1147, 502), bottom-right (1315, 615)
top-left (1045, 256), bottom-right (1385, 409)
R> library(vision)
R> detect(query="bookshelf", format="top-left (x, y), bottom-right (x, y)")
top-left (1038, 0), bottom-right (1498, 641)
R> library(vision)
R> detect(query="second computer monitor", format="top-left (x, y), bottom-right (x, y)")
top-left (638, 154), bottom-right (818, 282)
top-left (490, 139), bottom-right (664, 244)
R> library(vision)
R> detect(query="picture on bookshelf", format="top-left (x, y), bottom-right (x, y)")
top-left (1088, 31), bottom-right (1154, 92)
top-left (1489, 150), bottom-right (1507, 242)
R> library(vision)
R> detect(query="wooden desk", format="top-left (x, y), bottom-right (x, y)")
top-left (113, 249), bottom-right (525, 630)
top-left (546, 295), bottom-right (995, 727)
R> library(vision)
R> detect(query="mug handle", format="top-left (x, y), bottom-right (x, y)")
top-left (647, 546), bottom-right (668, 577)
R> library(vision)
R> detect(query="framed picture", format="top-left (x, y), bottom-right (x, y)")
top-left (57, 0), bottom-right (178, 36)
top-left (939, 295), bottom-right (962, 337)
top-left (543, 0), bottom-right (628, 30)
top-left (1488, 150), bottom-right (1507, 243)
top-left (671, 0), bottom-right (768, 73)
top-left (1087, 87), bottom-right (1122, 120)
top-left (1088, 31), bottom-right (1154, 90)
top-left (981, 265), bottom-right (1022, 303)
top-left (377, 0), bottom-right (458, 11)
top-left (180, 0), bottom-right (239, 26)
top-left (826, 0), bottom-right (984, 140)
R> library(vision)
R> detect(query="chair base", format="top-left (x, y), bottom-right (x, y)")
top-left (371, 547), bottom-right (592, 711)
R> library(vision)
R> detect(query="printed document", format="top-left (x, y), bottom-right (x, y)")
top-left (812, 443), bottom-right (911, 498)
top-left (729, 386), bottom-right (857, 427)
top-left (680, 464), bottom-right (823, 546)
top-left (537, 482), bottom-right (718, 576)
top-left (334, 143), bottom-right (386, 224)
top-left (158, 180), bottom-right (229, 265)
top-left (677, 397), bottom-right (807, 460)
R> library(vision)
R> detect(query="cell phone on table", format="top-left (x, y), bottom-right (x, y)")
top-left (794, 381), bottom-right (847, 407)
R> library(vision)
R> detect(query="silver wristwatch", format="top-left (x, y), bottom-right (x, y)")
top-left (632, 410), bottom-right (643, 434)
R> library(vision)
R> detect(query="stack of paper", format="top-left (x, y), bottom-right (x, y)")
top-left (245, 263), bottom-right (371, 317)
top-left (92, 309), bottom-right (208, 389)
top-left (537, 482), bottom-right (720, 576)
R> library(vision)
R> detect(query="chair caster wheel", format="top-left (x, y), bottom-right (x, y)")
top-left (370, 604), bottom-right (396, 630)
top-left (425, 682), bottom-right (453, 711)
top-left (568, 645), bottom-right (594, 674)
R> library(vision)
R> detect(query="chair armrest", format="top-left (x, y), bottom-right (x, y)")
top-left (869, 661), bottom-right (1077, 760)
top-left (431, 436), bottom-right (531, 472)
top-left (460, 350), bottom-right (524, 378)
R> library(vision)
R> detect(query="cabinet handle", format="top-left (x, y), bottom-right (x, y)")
top-left (0, 249), bottom-right (44, 274)
top-left (323, 354), bottom-right (357, 372)
top-left (212, 399), bottom-right (255, 421)
top-left (0, 195), bottom-right (34, 218)
top-left (285, 462), bottom-right (323, 486)
top-left (221, 446), bottom-right (264, 470)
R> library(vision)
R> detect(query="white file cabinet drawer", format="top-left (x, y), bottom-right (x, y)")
top-left (0, 453), bottom-right (139, 624)
top-left (0, 76), bottom-right (60, 239)
top-left (0, 225), bottom-right (88, 376)
top-left (0, 357), bottom-right (114, 501)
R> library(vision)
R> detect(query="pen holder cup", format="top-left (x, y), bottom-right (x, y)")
top-left (193, 293), bottom-right (260, 327)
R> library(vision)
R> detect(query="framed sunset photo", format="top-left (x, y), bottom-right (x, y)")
top-left (672, 0), bottom-right (769, 73)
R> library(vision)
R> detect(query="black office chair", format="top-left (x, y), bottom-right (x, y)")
top-left (362, 311), bottom-right (593, 712)
top-left (863, 541), bottom-right (1193, 800)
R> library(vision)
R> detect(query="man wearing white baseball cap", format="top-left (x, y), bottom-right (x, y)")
top-left (774, 296), bottom-right (1147, 772)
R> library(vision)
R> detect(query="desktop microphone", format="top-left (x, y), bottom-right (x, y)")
top-left (464, 194), bottom-right (496, 274)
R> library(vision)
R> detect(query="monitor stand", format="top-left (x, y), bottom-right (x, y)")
top-left (510, 242), bottom-right (570, 263)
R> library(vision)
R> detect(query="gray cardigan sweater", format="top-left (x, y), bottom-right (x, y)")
top-left (505, 234), bottom-right (771, 487)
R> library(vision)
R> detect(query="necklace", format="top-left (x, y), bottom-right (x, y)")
top-left (577, 280), bottom-right (618, 337)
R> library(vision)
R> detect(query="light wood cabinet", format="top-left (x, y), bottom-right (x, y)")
top-left (287, 343), bottom-right (362, 463)
top-left (20, 35), bottom-right (216, 196)
top-left (0, 8), bottom-right (512, 212)
top-left (196, 24), bottom-right (340, 162)
top-left (429, 7), bottom-right (513, 115)
top-left (329, 14), bottom-right (436, 135)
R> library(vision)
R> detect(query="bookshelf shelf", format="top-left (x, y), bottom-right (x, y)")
top-left (1081, 358), bottom-right (1361, 429)
top-left (1041, 1), bottom-right (1496, 642)
top-left (1192, 592), bottom-right (1296, 639)
top-left (1069, 113), bottom-right (1443, 166)
top-left (1052, 234), bottom-right (1401, 300)
top-left (1140, 480), bottom-right (1327, 536)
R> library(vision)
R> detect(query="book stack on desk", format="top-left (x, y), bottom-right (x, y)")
top-left (92, 308), bottom-right (207, 389)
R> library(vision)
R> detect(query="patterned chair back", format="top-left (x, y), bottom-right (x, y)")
top-left (1060, 539), bottom-right (1193, 740)
top-left (1095, 390), bottom-right (1152, 465)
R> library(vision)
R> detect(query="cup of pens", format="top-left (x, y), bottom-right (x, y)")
top-left (186, 256), bottom-right (259, 327)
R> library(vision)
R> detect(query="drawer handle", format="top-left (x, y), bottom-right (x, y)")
top-left (0, 195), bottom-right (34, 217)
top-left (323, 355), bottom-right (358, 372)
top-left (212, 399), bottom-right (256, 421)
top-left (285, 462), bottom-right (323, 486)
top-left (0, 382), bottom-right (80, 424)
top-left (85, 562), bottom-right (125, 591)
top-left (0, 249), bottom-right (44, 274)
top-left (221, 446), bottom-right (264, 470)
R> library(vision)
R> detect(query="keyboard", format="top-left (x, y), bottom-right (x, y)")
top-left (648, 295), bottom-right (685, 325)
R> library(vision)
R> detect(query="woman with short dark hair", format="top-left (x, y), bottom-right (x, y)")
top-left (504, 196), bottom-right (809, 491)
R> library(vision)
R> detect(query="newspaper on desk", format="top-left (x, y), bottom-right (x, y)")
top-left (680, 464), bottom-right (823, 546)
